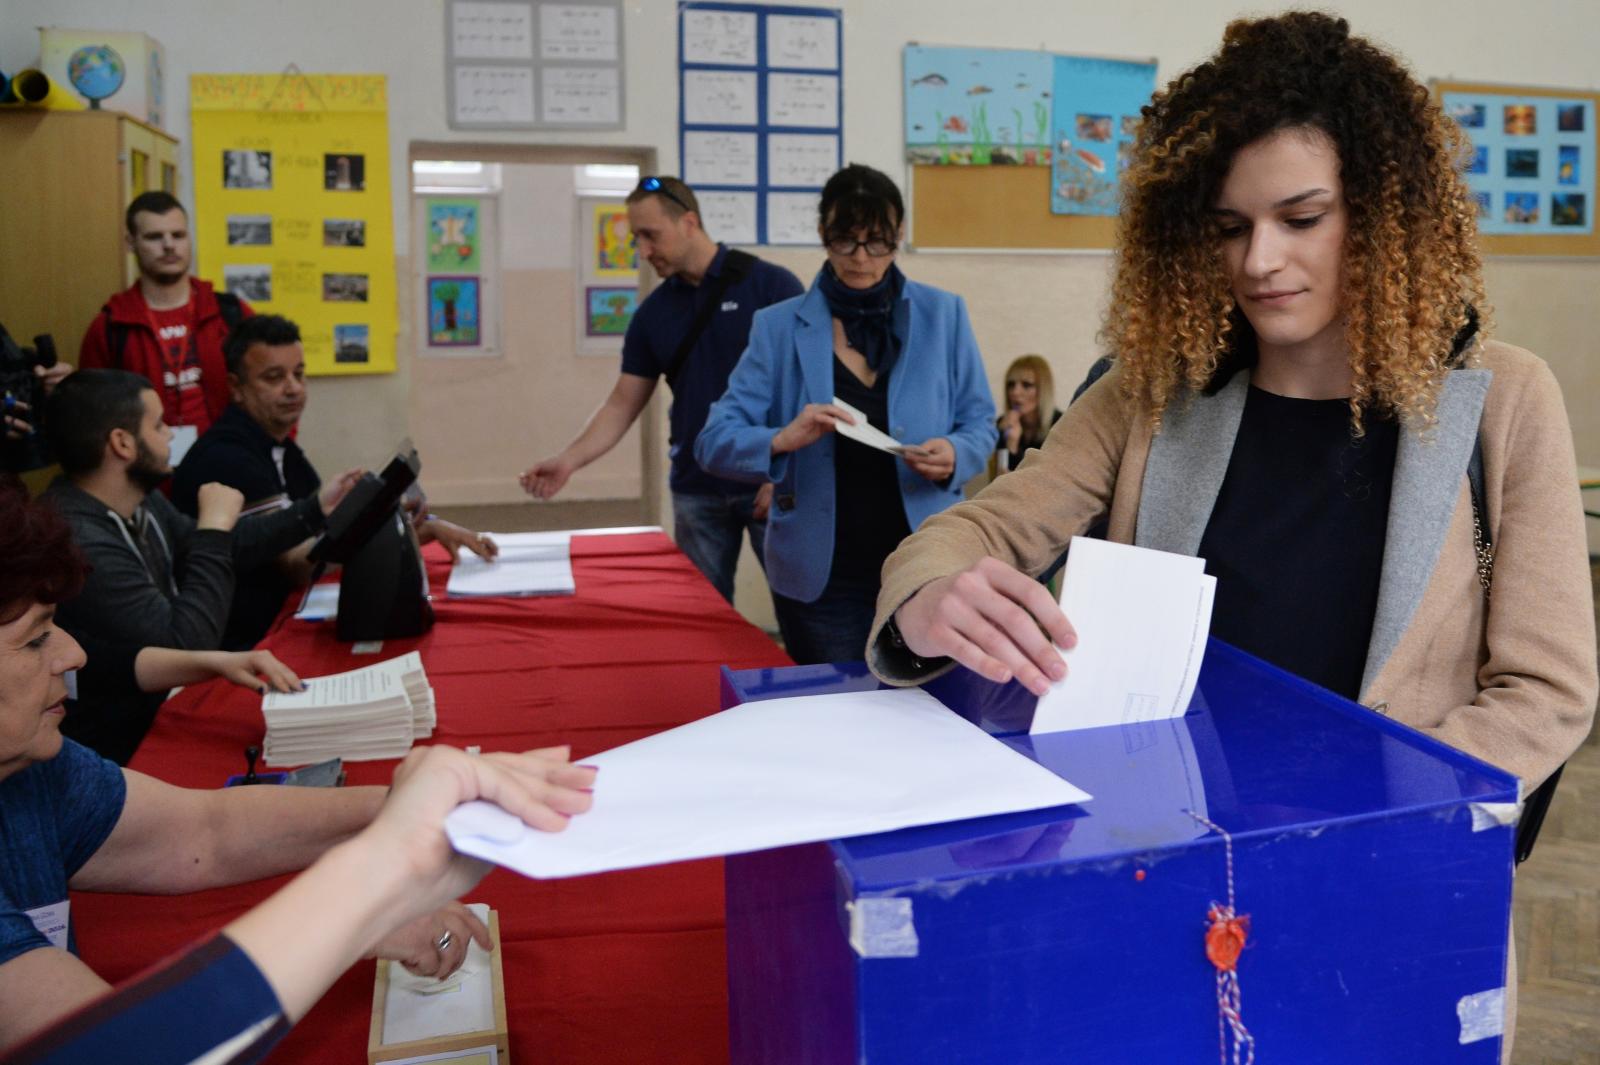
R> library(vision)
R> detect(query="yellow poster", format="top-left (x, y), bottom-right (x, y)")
top-left (190, 73), bottom-right (396, 375)
top-left (592, 202), bottom-right (637, 277)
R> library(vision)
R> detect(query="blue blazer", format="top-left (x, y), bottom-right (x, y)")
top-left (696, 276), bottom-right (997, 602)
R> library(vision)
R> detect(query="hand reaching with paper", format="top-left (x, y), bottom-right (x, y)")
top-left (902, 437), bottom-right (956, 483)
top-left (772, 403), bottom-right (855, 455)
top-left (895, 556), bottom-right (1076, 697)
top-left (221, 745), bottom-right (597, 1022)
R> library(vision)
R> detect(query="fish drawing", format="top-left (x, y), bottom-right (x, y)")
top-left (967, 85), bottom-right (993, 95)
top-left (943, 114), bottom-right (969, 133)
top-left (910, 73), bottom-right (948, 87)
top-left (912, 124), bottom-right (924, 131)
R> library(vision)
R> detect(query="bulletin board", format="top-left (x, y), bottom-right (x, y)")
top-left (1433, 79), bottom-right (1600, 257)
top-left (904, 45), bottom-right (1154, 251)
top-left (445, 0), bottom-right (626, 130)
top-left (677, 2), bottom-right (843, 246)
top-left (190, 72), bottom-right (397, 374)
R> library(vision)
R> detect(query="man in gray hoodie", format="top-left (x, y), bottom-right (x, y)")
top-left (39, 369), bottom-right (348, 761)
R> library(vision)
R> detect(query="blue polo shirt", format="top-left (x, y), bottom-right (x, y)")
top-left (621, 245), bottom-right (803, 496)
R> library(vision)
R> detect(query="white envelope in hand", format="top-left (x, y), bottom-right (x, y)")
top-left (830, 396), bottom-right (906, 455)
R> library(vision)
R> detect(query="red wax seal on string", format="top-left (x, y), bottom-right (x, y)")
top-left (1204, 907), bottom-right (1249, 972)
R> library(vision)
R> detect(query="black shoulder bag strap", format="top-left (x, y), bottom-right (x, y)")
top-left (1470, 435), bottom-right (1568, 863)
top-left (663, 250), bottom-right (755, 391)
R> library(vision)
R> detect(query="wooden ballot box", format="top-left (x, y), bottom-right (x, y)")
top-left (369, 907), bottom-right (509, 1065)
top-left (719, 642), bottom-right (1519, 1065)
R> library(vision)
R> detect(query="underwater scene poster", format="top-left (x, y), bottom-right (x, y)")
top-left (1050, 55), bottom-right (1157, 216)
top-left (904, 46), bottom-right (1055, 166)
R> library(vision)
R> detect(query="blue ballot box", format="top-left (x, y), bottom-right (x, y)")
top-left (718, 639), bottom-right (1519, 1065)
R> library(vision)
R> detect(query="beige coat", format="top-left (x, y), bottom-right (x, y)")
top-left (870, 339), bottom-right (1597, 791)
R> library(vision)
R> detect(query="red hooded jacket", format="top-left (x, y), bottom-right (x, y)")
top-left (79, 278), bottom-right (252, 433)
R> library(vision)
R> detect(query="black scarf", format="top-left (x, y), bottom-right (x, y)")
top-left (817, 262), bottom-right (906, 374)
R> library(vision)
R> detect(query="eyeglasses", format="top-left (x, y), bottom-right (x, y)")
top-left (825, 235), bottom-right (898, 257)
top-left (635, 176), bottom-right (696, 216)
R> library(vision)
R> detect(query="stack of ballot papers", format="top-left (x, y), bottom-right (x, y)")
top-left (446, 531), bottom-right (576, 598)
top-left (1029, 537), bottom-right (1216, 735)
top-left (444, 687), bottom-right (1092, 879)
top-left (261, 652), bottom-right (435, 765)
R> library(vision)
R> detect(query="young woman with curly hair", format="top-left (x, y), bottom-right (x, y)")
top-left (871, 13), bottom-right (1594, 799)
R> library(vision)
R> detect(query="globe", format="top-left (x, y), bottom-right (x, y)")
top-left (66, 44), bottom-right (126, 106)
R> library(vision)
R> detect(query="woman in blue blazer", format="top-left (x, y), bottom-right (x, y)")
top-left (696, 165), bottom-right (996, 664)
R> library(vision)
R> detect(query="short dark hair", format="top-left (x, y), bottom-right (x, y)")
top-left (223, 314), bottom-right (302, 376)
top-left (0, 484), bottom-right (87, 624)
top-left (125, 191), bottom-right (187, 235)
top-left (625, 175), bottom-right (699, 220)
top-left (818, 164), bottom-right (904, 247)
top-left (45, 369), bottom-right (153, 476)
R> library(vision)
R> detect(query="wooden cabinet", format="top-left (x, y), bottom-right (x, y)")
top-left (0, 110), bottom-right (180, 359)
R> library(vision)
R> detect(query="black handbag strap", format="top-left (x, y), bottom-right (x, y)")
top-left (663, 249), bottom-right (754, 389)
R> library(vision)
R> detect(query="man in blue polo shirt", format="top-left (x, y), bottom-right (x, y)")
top-left (521, 176), bottom-right (803, 602)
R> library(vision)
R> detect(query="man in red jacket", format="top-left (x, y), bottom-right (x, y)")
top-left (79, 192), bottom-right (252, 463)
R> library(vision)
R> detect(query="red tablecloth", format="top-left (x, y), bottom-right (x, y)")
top-left (70, 532), bottom-right (790, 1064)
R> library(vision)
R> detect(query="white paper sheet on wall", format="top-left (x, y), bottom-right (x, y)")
top-left (541, 65), bottom-right (619, 124)
top-left (767, 133), bottom-right (839, 187)
top-left (453, 66), bottom-right (536, 125)
top-left (681, 9), bottom-right (758, 65)
top-left (697, 191), bottom-right (759, 245)
top-left (452, 1), bottom-right (535, 60)
top-left (767, 72), bottom-right (839, 128)
top-left (684, 131), bottom-right (760, 187)
top-left (765, 14), bottom-right (839, 70)
top-left (766, 191), bottom-right (821, 245)
top-left (684, 69), bottom-right (759, 126)
top-left (539, 3), bottom-right (618, 61)
top-left (445, 688), bottom-right (1092, 879)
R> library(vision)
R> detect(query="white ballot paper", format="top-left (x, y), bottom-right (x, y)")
top-left (830, 396), bottom-right (905, 455)
top-left (446, 531), bottom-right (576, 598)
top-left (1029, 537), bottom-right (1215, 735)
top-left (445, 687), bottom-right (1091, 879)
top-left (292, 582), bottom-right (340, 621)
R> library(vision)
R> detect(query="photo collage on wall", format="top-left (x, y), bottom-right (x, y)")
top-left (192, 73), bottom-right (395, 374)
top-left (219, 147), bottom-right (378, 365)
top-left (1444, 92), bottom-right (1593, 237)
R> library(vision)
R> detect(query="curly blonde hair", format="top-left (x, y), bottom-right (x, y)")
top-left (1102, 11), bottom-right (1489, 430)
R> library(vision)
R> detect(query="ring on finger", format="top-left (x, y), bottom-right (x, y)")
top-left (435, 930), bottom-right (453, 953)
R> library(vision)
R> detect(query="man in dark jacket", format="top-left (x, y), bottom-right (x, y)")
top-left (78, 192), bottom-right (252, 464)
top-left (39, 370), bottom-right (343, 761)
top-left (174, 315), bottom-right (491, 649)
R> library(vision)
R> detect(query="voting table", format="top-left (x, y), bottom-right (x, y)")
top-left (70, 532), bottom-right (789, 1065)
top-left (720, 643), bottom-right (1520, 1065)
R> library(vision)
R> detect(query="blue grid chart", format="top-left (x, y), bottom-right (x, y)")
top-left (677, 2), bottom-right (842, 246)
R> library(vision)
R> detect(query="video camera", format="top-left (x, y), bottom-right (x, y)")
top-left (0, 322), bottom-right (58, 472)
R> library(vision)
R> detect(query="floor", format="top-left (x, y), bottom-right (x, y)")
top-left (1508, 563), bottom-right (1600, 1063)
top-left (438, 499), bottom-right (1600, 1060)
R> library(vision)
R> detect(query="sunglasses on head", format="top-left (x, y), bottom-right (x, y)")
top-left (636, 176), bottom-right (695, 215)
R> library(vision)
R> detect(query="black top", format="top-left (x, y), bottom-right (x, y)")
top-left (173, 404), bottom-right (325, 649)
top-left (1197, 387), bottom-right (1399, 700)
top-left (620, 246), bottom-right (804, 496)
top-left (830, 357), bottom-right (911, 583)
top-left (61, 636), bottom-right (156, 766)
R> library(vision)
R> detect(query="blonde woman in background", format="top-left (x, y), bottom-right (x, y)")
top-left (991, 355), bottom-right (1061, 477)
